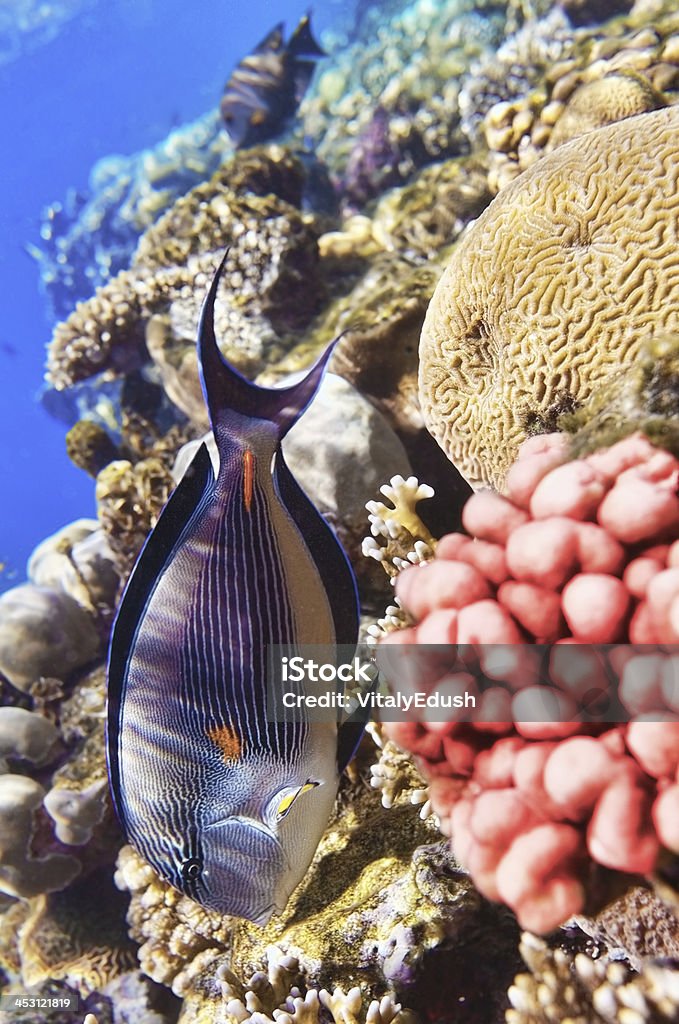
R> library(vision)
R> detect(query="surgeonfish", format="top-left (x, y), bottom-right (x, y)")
top-left (220, 13), bottom-right (324, 149)
top-left (106, 254), bottom-right (360, 925)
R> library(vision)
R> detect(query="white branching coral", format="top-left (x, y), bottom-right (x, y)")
top-left (216, 947), bottom-right (412, 1024)
top-left (367, 724), bottom-right (433, 820)
top-left (507, 932), bottom-right (679, 1024)
top-left (365, 600), bottom-right (409, 645)
top-left (362, 476), bottom-right (436, 579)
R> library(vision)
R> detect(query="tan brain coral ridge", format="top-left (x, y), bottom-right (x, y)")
top-left (419, 105), bottom-right (679, 489)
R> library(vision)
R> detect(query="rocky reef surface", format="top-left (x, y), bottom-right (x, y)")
top-left (3, 0), bottom-right (679, 1021)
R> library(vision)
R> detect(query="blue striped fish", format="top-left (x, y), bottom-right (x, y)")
top-left (106, 256), bottom-right (360, 925)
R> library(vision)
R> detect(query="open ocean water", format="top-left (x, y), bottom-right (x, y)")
top-left (0, 0), bottom-right (333, 594)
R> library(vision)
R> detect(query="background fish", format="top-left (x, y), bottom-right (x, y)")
top-left (106, 255), bottom-right (360, 925)
top-left (220, 14), bottom-right (325, 148)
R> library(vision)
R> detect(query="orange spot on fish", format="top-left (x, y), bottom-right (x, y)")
top-left (207, 724), bottom-right (242, 762)
top-left (243, 449), bottom-right (254, 512)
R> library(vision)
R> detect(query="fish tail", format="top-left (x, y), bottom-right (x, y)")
top-left (198, 251), bottom-right (336, 440)
top-left (287, 13), bottom-right (325, 58)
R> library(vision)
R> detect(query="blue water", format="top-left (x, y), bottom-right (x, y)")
top-left (0, 0), bottom-right (338, 593)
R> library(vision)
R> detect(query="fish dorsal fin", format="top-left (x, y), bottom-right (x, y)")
top-left (198, 252), bottom-right (337, 443)
top-left (253, 22), bottom-right (285, 54)
top-left (273, 449), bottom-right (359, 645)
top-left (287, 13), bottom-right (325, 58)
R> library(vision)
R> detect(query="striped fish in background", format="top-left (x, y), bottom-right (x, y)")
top-left (106, 254), bottom-right (360, 925)
top-left (220, 14), bottom-right (325, 149)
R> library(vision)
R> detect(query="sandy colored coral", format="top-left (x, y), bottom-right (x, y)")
top-left (95, 458), bottom-right (173, 581)
top-left (299, 0), bottom-right (515, 182)
top-left (483, 6), bottom-right (679, 192)
top-left (507, 931), bottom-right (679, 1024)
top-left (46, 151), bottom-right (323, 391)
top-left (0, 774), bottom-right (81, 898)
top-left (66, 420), bottom-right (120, 476)
top-left (576, 885), bottom-right (679, 968)
top-left (27, 519), bottom-right (119, 618)
top-left (0, 583), bottom-right (101, 692)
top-left (371, 156), bottom-right (491, 260)
top-left (18, 869), bottom-right (137, 995)
top-left (419, 106), bottom-right (679, 489)
top-left (115, 764), bottom-right (520, 1020)
top-left (546, 70), bottom-right (666, 148)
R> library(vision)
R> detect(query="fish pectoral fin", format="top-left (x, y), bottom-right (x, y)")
top-left (276, 780), bottom-right (320, 819)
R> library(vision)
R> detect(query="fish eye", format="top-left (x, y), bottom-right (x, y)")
top-left (181, 857), bottom-right (203, 882)
top-left (276, 780), bottom-right (319, 819)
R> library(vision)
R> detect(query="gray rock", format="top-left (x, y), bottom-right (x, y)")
top-left (0, 584), bottom-right (101, 692)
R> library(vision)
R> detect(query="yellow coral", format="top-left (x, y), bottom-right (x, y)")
top-left (419, 106), bottom-right (679, 489)
top-left (546, 71), bottom-right (665, 149)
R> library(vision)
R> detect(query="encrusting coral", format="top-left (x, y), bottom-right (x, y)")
top-left (419, 106), bottom-right (679, 489)
top-left (377, 431), bottom-right (679, 933)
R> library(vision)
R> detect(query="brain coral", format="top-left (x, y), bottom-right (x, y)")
top-left (418, 105), bottom-right (679, 489)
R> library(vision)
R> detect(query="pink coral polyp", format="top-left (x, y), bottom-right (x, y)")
top-left (382, 433), bottom-right (679, 932)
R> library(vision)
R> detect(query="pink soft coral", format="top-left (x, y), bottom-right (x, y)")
top-left (381, 433), bottom-right (679, 932)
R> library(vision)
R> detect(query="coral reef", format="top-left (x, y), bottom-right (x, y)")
top-left (576, 884), bottom-right (679, 967)
top-left (458, 7), bottom-right (575, 147)
top-left (507, 931), bottom-right (679, 1024)
top-left (0, 707), bottom-right (60, 772)
top-left (370, 156), bottom-right (490, 260)
top-left (379, 432), bottom-right (679, 932)
top-left (27, 519), bottom-right (119, 618)
top-left (65, 421), bottom-right (121, 477)
top-left (17, 869), bottom-right (137, 993)
top-left (482, 6), bottom-right (679, 192)
top-left (22, 3), bottom-right (679, 1022)
top-left (561, 333), bottom-right (679, 460)
top-left (46, 149), bottom-right (323, 392)
top-left (0, 584), bottom-right (100, 692)
top-left (115, 761), bottom-right (521, 1022)
top-left (299, 0), bottom-right (512, 185)
top-left (0, 774), bottom-right (81, 898)
top-left (419, 106), bottom-right (679, 489)
top-left (95, 458), bottom-right (174, 582)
